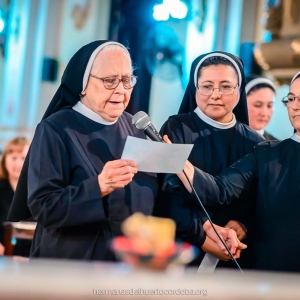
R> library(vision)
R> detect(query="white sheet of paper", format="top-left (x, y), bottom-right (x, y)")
top-left (121, 136), bottom-right (193, 173)
top-left (197, 253), bottom-right (219, 274)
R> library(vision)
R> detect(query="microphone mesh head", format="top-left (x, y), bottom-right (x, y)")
top-left (132, 111), bottom-right (151, 130)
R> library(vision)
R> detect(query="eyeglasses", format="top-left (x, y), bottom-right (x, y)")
top-left (197, 84), bottom-right (239, 96)
top-left (89, 74), bottom-right (138, 90)
top-left (282, 95), bottom-right (300, 107)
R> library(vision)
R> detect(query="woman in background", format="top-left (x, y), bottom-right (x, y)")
top-left (246, 77), bottom-right (278, 140)
top-left (0, 137), bottom-right (30, 254)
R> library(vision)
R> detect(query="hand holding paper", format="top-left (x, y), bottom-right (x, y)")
top-left (121, 136), bottom-right (193, 173)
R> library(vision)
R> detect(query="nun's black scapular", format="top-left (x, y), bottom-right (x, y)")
top-left (190, 71), bottom-right (300, 272)
top-left (153, 52), bottom-right (264, 267)
top-left (263, 131), bottom-right (277, 141)
top-left (8, 40), bottom-right (158, 261)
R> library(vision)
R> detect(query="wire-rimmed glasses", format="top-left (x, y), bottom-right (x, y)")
top-left (197, 84), bottom-right (238, 96)
top-left (282, 95), bottom-right (300, 107)
top-left (89, 74), bottom-right (138, 90)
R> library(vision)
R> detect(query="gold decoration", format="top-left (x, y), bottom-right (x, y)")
top-left (121, 213), bottom-right (176, 254)
top-left (71, 0), bottom-right (91, 30)
top-left (255, 0), bottom-right (300, 84)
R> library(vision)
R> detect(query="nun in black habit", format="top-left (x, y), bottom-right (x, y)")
top-left (153, 52), bottom-right (264, 266)
top-left (7, 40), bottom-right (158, 261)
top-left (245, 77), bottom-right (278, 141)
top-left (177, 71), bottom-right (300, 272)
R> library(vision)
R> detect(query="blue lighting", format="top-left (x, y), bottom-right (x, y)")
top-left (153, 4), bottom-right (169, 21)
top-left (0, 19), bottom-right (4, 33)
top-left (169, 0), bottom-right (188, 19)
top-left (0, 9), bottom-right (5, 34)
top-left (153, 0), bottom-right (188, 21)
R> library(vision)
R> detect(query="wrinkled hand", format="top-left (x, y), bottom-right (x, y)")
top-left (225, 220), bottom-right (247, 240)
top-left (203, 221), bottom-right (247, 259)
top-left (98, 159), bottom-right (138, 197)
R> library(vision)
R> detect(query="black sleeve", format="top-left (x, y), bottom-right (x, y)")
top-left (153, 118), bottom-right (206, 247)
top-left (28, 121), bottom-right (107, 229)
top-left (191, 150), bottom-right (259, 207)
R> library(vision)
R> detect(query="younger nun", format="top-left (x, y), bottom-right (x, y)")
top-left (176, 71), bottom-right (300, 272)
top-left (246, 77), bottom-right (278, 140)
top-left (154, 52), bottom-right (264, 266)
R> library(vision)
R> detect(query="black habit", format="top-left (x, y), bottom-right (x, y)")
top-left (153, 52), bottom-right (264, 267)
top-left (263, 131), bottom-right (278, 141)
top-left (192, 137), bottom-right (300, 272)
top-left (29, 109), bottom-right (157, 260)
top-left (8, 40), bottom-right (157, 261)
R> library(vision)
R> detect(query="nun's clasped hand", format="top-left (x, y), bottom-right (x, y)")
top-left (98, 159), bottom-right (138, 197)
top-left (203, 221), bottom-right (247, 259)
top-left (163, 134), bottom-right (247, 258)
top-left (225, 220), bottom-right (247, 240)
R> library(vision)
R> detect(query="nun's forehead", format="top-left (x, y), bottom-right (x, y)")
top-left (193, 53), bottom-right (242, 88)
top-left (92, 47), bottom-right (131, 70)
top-left (82, 41), bottom-right (129, 90)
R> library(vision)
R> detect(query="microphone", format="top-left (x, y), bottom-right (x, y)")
top-left (132, 111), bottom-right (163, 142)
top-left (132, 111), bottom-right (243, 273)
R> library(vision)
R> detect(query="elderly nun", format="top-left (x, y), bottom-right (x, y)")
top-left (7, 40), bottom-right (159, 261)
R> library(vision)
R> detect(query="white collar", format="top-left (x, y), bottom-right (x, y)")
top-left (255, 129), bottom-right (264, 136)
top-left (291, 132), bottom-right (300, 143)
top-left (72, 101), bottom-right (118, 125)
top-left (194, 107), bottom-right (236, 129)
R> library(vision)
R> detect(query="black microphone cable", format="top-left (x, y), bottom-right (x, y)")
top-left (182, 170), bottom-right (243, 273)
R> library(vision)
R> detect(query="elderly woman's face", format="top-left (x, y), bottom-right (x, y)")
top-left (288, 78), bottom-right (300, 132)
top-left (247, 88), bottom-right (274, 130)
top-left (82, 49), bottom-right (133, 122)
top-left (196, 64), bottom-right (239, 123)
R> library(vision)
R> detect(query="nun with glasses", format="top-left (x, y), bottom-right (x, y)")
top-left (7, 40), bottom-right (159, 261)
top-left (153, 52), bottom-right (264, 267)
top-left (7, 41), bottom-right (240, 261)
top-left (175, 71), bottom-right (300, 272)
top-left (246, 77), bottom-right (278, 141)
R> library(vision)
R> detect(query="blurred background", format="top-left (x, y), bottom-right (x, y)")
top-left (0, 0), bottom-right (299, 149)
